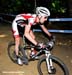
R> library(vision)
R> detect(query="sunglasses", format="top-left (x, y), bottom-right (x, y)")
top-left (44, 16), bottom-right (48, 19)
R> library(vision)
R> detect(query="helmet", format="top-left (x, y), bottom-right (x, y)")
top-left (36, 7), bottom-right (50, 17)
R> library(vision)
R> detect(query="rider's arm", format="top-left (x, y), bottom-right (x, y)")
top-left (40, 25), bottom-right (55, 41)
top-left (40, 25), bottom-right (52, 37)
top-left (24, 24), bottom-right (37, 45)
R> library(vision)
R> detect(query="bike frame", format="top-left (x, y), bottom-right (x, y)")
top-left (22, 35), bottom-right (54, 73)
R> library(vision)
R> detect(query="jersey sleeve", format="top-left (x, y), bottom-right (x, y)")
top-left (28, 18), bottom-right (35, 26)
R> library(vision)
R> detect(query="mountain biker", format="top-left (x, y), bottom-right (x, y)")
top-left (12, 6), bottom-right (54, 65)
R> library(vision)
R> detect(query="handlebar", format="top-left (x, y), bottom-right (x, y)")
top-left (29, 41), bottom-right (55, 51)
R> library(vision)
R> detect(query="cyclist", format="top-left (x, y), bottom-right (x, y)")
top-left (12, 6), bottom-right (54, 65)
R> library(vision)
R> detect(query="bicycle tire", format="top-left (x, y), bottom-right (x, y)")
top-left (37, 55), bottom-right (69, 75)
top-left (7, 41), bottom-right (24, 64)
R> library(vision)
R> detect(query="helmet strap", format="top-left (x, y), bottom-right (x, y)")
top-left (37, 14), bottom-right (42, 20)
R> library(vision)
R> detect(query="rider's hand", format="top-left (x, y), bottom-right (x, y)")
top-left (47, 35), bottom-right (55, 49)
top-left (36, 43), bottom-right (46, 49)
top-left (48, 35), bottom-right (55, 43)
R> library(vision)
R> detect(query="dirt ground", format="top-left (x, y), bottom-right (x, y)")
top-left (0, 23), bottom-right (72, 75)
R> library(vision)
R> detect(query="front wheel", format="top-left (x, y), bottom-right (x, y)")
top-left (37, 55), bottom-right (69, 75)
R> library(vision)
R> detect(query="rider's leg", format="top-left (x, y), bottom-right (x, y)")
top-left (14, 37), bottom-right (20, 56)
top-left (15, 36), bottom-right (25, 65)
top-left (12, 21), bottom-right (21, 57)
top-left (12, 21), bottom-right (23, 65)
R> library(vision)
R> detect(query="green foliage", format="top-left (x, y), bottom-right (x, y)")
top-left (0, 0), bottom-right (34, 14)
top-left (50, 0), bottom-right (66, 13)
top-left (0, 0), bottom-right (67, 17)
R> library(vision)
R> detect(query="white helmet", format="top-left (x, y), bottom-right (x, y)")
top-left (36, 7), bottom-right (50, 17)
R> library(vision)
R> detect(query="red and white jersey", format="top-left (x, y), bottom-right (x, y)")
top-left (15, 13), bottom-right (37, 27)
top-left (12, 13), bottom-right (37, 37)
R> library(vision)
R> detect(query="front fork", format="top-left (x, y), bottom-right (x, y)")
top-left (45, 51), bottom-right (54, 73)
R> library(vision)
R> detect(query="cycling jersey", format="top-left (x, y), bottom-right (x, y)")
top-left (12, 13), bottom-right (37, 38)
top-left (16, 13), bottom-right (37, 26)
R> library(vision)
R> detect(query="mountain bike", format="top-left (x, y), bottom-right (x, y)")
top-left (7, 35), bottom-right (69, 75)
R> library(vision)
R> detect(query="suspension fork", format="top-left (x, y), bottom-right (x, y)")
top-left (45, 50), bottom-right (53, 73)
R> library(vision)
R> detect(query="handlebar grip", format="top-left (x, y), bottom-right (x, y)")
top-left (47, 41), bottom-right (54, 49)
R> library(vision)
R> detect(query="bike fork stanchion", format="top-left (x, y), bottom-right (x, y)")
top-left (46, 51), bottom-right (54, 73)
top-left (45, 51), bottom-right (52, 73)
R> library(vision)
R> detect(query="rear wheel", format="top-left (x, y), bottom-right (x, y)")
top-left (7, 41), bottom-right (24, 64)
top-left (37, 55), bottom-right (69, 75)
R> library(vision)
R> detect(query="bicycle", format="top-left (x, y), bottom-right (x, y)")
top-left (7, 34), bottom-right (69, 75)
